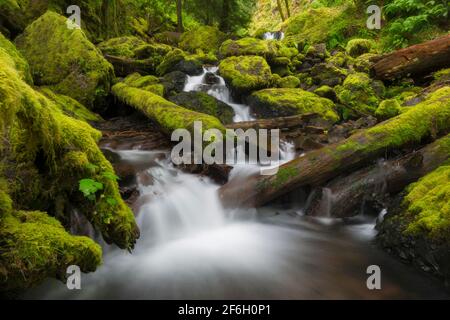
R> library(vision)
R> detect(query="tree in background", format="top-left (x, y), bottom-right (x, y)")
top-left (284, 0), bottom-right (291, 18)
top-left (176, 0), bottom-right (184, 32)
top-left (276, 0), bottom-right (286, 21)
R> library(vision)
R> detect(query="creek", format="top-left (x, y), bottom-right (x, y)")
top-left (26, 65), bottom-right (449, 300)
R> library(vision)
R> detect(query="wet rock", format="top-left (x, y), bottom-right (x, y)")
top-left (161, 71), bottom-right (188, 95)
top-left (168, 91), bottom-right (234, 124)
top-left (204, 72), bottom-right (221, 85)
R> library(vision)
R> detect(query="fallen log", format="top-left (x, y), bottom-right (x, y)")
top-left (306, 134), bottom-right (450, 218)
top-left (104, 54), bottom-right (155, 77)
top-left (372, 34), bottom-right (450, 80)
top-left (224, 113), bottom-right (318, 130)
top-left (219, 87), bottom-right (450, 208)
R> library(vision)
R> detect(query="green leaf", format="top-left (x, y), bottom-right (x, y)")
top-left (79, 179), bottom-right (104, 200)
top-left (101, 171), bottom-right (120, 181)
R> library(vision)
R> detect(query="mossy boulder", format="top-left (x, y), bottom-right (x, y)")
top-left (275, 75), bottom-right (300, 88)
top-left (346, 39), bottom-right (375, 58)
top-left (310, 63), bottom-right (348, 87)
top-left (156, 49), bottom-right (217, 76)
top-left (98, 36), bottom-right (171, 59)
top-left (375, 99), bottom-right (402, 120)
top-left (112, 81), bottom-right (225, 135)
top-left (168, 91), bottom-right (235, 125)
top-left (314, 85), bottom-right (338, 102)
top-left (219, 37), bottom-right (298, 62)
top-left (352, 53), bottom-right (378, 73)
top-left (15, 11), bottom-right (114, 110)
top-left (179, 26), bottom-right (226, 53)
top-left (0, 208), bottom-right (102, 292)
top-left (247, 88), bottom-right (339, 123)
top-left (336, 72), bottom-right (385, 117)
top-left (0, 32), bottom-right (32, 84)
top-left (219, 55), bottom-right (273, 95)
top-left (0, 43), bottom-right (139, 252)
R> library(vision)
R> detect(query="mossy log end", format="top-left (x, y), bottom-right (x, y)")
top-left (219, 87), bottom-right (450, 208)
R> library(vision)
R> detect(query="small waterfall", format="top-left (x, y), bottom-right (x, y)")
top-left (262, 31), bottom-right (285, 41)
top-left (184, 66), bottom-right (254, 122)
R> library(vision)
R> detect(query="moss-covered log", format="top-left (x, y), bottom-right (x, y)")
top-left (112, 81), bottom-right (226, 135)
top-left (307, 134), bottom-right (450, 218)
top-left (373, 34), bottom-right (450, 81)
top-left (219, 87), bottom-right (450, 208)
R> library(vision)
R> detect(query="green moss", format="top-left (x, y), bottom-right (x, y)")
top-left (335, 87), bottom-right (450, 155)
top-left (219, 55), bottom-right (272, 94)
top-left (0, 209), bottom-right (102, 292)
top-left (0, 46), bottom-right (138, 250)
top-left (39, 87), bottom-right (103, 122)
top-left (281, 3), bottom-right (364, 48)
top-left (121, 73), bottom-right (164, 96)
top-left (98, 36), bottom-right (150, 58)
top-left (336, 72), bottom-right (384, 117)
top-left (275, 75), bottom-right (300, 88)
top-left (375, 99), bottom-right (402, 120)
top-left (14, 11), bottom-right (114, 109)
top-left (273, 167), bottom-right (299, 189)
top-left (402, 163), bottom-right (450, 241)
top-left (433, 68), bottom-right (450, 82)
top-left (249, 88), bottom-right (339, 122)
top-left (327, 52), bottom-right (348, 68)
top-left (345, 38), bottom-right (375, 58)
top-left (314, 85), bottom-right (337, 101)
top-left (352, 53), bottom-right (377, 73)
top-left (179, 26), bottom-right (225, 53)
top-left (112, 81), bottom-right (225, 134)
top-left (219, 37), bottom-right (298, 61)
top-left (0, 32), bottom-right (32, 84)
top-left (156, 48), bottom-right (208, 76)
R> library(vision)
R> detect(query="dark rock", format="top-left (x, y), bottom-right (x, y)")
top-left (168, 91), bottom-right (234, 124)
top-left (204, 72), bottom-right (220, 85)
top-left (161, 71), bottom-right (188, 95)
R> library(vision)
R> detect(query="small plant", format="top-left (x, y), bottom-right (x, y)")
top-left (79, 178), bottom-right (103, 201)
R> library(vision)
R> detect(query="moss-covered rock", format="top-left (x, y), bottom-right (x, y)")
top-left (156, 49), bottom-right (217, 76)
top-left (0, 208), bottom-right (102, 292)
top-left (275, 75), bottom-right (300, 88)
top-left (375, 99), bottom-right (402, 120)
top-left (15, 11), bottom-right (114, 110)
top-left (352, 53), bottom-right (377, 73)
top-left (314, 85), bottom-right (338, 102)
top-left (433, 68), bottom-right (450, 83)
top-left (0, 32), bottom-right (32, 84)
top-left (219, 55), bottom-right (272, 95)
top-left (345, 38), bottom-right (375, 58)
top-left (310, 63), bottom-right (348, 87)
top-left (179, 26), bottom-right (226, 53)
top-left (39, 87), bottom-right (103, 122)
top-left (247, 88), bottom-right (339, 122)
top-left (0, 43), bottom-right (139, 251)
top-left (98, 36), bottom-right (171, 59)
top-left (336, 72), bottom-right (384, 117)
top-left (219, 37), bottom-right (298, 62)
top-left (112, 81), bottom-right (225, 134)
top-left (168, 91), bottom-right (235, 125)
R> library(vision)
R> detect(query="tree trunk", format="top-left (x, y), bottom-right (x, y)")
top-left (306, 134), bottom-right (450, 218)
top-left (176, 0), bottom-right (184, 33)
top-left (372, 34), bottom-right (450, 80)
top-left (219, 88), bottom-right (450, 208)
top-left (284, 0), bottom-right (291, 18)
top-left (276, 0), bottom-right (286, 21)
top-left (220, 0), bottom-right (231, 32)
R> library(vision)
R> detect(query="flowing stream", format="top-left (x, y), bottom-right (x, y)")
top-left (26, 65), bottom-right (449, 300)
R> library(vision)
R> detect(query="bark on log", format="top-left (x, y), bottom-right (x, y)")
top-left (224, 113), bottom-right (318, 131)
top-left (372, 34), bottom-right (450, 81)
top-left (218, 87), bottom-right (450, 208)
top-left (306, 134), bottom-right (450, 218)
top-left (104, 54), bottom-right (155, 77)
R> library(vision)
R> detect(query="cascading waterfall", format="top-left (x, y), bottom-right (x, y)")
top-left (262, 31), bottom-right (285, 40)
top-left (27, 65), bottom-right (449, 300)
